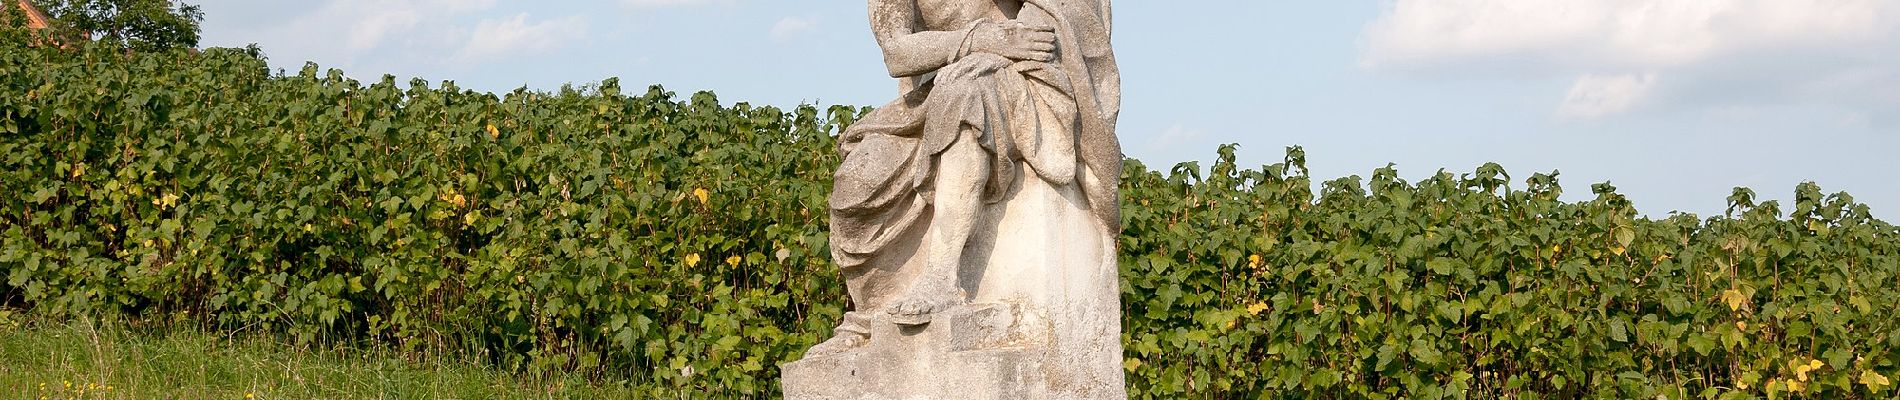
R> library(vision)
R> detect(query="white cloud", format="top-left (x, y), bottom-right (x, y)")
top-left (1839, 112), bottom-right (1873, 129)
top-left (1145, 124), bottom-right (1205, 153)
top-left (240, 0), bottom-right (498, 68)
top-left (320, 0), bottom-right (496, 51)
top-left (621, 0), bottom-right (731, 8)
top-left (1362, 0), bottom-right (1891, 70)
top-left (1361, 0), bottom-right (1900, 121)
top-left (1557, 73), bottom-right (1658, 120)
top-left (207, 0), bottom-right (602, 79)
top-left (458, 14), bottom-right (589, 62)
top-left (340, 10), bottom-right (420, 51)
top-left (771, 17), bottom-right (816, 42)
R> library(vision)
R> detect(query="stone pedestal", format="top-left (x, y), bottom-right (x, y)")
top-left (786, 164), bottom-right (1126, 399)
top-left (782, 304), bottom-right (1047, 399)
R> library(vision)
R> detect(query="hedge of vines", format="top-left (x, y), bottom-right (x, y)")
top-left (3, 40), bottom-right (1898, 399)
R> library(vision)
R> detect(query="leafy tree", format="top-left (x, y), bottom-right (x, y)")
top-left (1, 2), bottom-right (45, 47)
top-left (36, 0), bottom-right (202, 51)
top-left (2, 2), bottom-right (25, 32)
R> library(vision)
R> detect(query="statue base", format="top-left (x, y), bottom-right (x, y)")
top-left (787, 162), bottom-right (1127, 399)
top-left (780, 303), bottom-right (1050, 399)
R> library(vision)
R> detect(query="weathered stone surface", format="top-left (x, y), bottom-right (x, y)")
top-left (782, 304), bottom-right (1042, 399)
top-left (786, 0), bottom-right (1123, 397)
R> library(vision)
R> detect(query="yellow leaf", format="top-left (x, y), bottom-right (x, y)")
top-left (1123, 358), bottom-right (1141, 371)
top-left (693, 188), bottom-right (709, 205)
top-left (1861, 370), bottom-right (1891, 390)
top-left (1722, 289), bottom-right (1747, 312)
top-left (684, 253), bottom-right (701, 267)
top-left (1792, 357), bottom-right (1824, 381)
top-left (1736, 321), bottom-right (1746, 331)
top-left (1610, 246), bottom-right (1625, 256)
top-left (485, 123), bottom-right (500, 139)
top-left (71, 162), bottom-right (85, 178)
top-left (726, 255), bottom-right (742, 267)
top-left (1247, 254), bottom-right (1263, 268)
top-left (1247, 302), bottom-right (1270, 316)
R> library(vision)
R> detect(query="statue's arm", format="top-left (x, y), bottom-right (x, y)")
top-left (1101, 0), bottom-right (1111, 37)
top-left (869, 0), bottom-right (973, 78)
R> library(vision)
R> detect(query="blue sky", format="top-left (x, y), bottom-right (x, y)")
top-left (192, 1), bottom-right (1900, 218)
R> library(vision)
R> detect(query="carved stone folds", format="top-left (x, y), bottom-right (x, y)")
top-left (785, 0), bottom-right (1124, 397)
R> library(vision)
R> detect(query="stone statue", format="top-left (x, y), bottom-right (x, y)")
top-left (782, 0), bottom-right (1124, 398)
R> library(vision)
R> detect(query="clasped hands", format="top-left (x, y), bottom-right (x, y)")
top-left (944, 20), bottom-right (1055, 80)
top-left (971, 20), bottom-right (1056, 63)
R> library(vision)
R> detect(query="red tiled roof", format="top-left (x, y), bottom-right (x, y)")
top-left (15, 0), bottom-right (53, 30)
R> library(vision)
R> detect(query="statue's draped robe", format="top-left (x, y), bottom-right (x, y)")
top-left (830, 0), bottom-right (1120, 272)
top-left (805, 0), bottom-right (1126, 396)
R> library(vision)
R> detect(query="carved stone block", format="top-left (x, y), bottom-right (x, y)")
top-left (782, 304), bottom-right (1046, 399)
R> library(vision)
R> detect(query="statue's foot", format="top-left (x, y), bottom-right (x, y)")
top-left (803, 331), bottom-right (868, 359)
top-left (887, 281), bottom-right (965, 326)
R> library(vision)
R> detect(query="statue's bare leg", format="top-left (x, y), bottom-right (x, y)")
top-left (890, 125), bottom-right (987, 325)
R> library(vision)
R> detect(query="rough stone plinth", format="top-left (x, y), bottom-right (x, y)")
top-left (782, 303), bottom-right (1049, 399)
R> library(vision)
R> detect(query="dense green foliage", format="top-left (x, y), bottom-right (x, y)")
top-left (1119, 151), bottom-right (1898, 399)
top-left (4, 42), bottom-right (1898, 399)
top-left (1, 42), bottom-right (849, 397)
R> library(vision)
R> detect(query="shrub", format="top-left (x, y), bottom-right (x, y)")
top-left (3, 42), bottom-right (1897, 398)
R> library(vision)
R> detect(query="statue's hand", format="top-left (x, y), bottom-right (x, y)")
top-left (971, 21), bottom-right (1056, 62)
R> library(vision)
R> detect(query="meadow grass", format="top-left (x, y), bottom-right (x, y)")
top-left (0, 312), bottom-right (649, 399)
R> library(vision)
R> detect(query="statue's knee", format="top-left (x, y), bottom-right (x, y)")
top-left (834, 135), bottom-right (912, 185)
top-left (930, 70), bottom-right (997, 101)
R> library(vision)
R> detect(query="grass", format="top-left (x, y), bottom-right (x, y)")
top-left (0, 311), bottom-right (650, 399)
